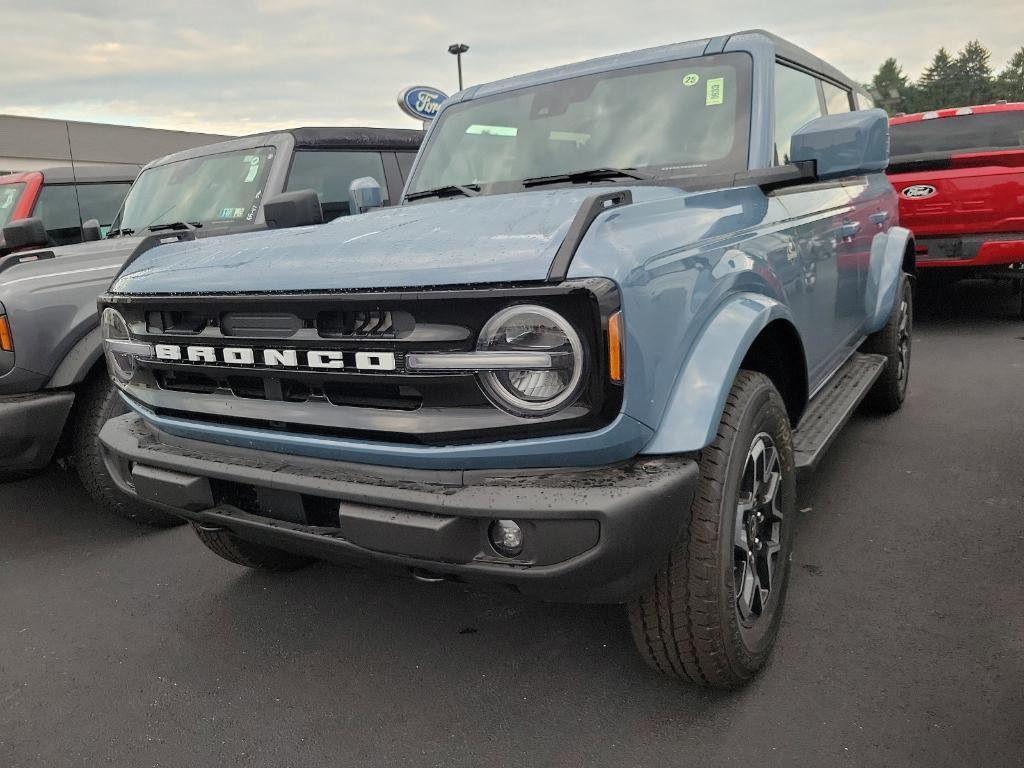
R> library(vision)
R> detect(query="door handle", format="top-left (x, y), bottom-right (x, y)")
top-left (840, 220), bottom-right (861, 239)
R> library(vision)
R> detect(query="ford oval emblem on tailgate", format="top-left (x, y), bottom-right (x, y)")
top-left (901, 184), bottom-right (937, 200)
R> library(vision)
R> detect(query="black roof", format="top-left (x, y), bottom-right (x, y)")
top-left (289, 126), bottom-right (423, 151)
top-left (145, 126), bottom-right (423, 170)
top-left (39, 165), bottom-right (140, 184)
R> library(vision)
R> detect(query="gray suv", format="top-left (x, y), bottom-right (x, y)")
top-left (0, 127), bottom-right (422, 526)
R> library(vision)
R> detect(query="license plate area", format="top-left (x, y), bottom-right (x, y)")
top-left (924, 238), bottom-right (963, 260)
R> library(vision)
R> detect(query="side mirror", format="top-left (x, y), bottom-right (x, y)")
top-left (348, 177), bottom-right (383, 214)
top-left (790, 108), bottom-right (890, 180)
top-left (2, 217), bottom-right (49, 251)
top-left (82, 218), bottom-right (102, 242)
top-left (263, 189), bottom-right (324, 229)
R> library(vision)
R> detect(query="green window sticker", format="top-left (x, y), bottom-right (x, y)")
top-left (243, 155), bottom-right (261, 183)
top-left (706, 77), bottom-right (724, 106)
top-left (682, 73), bottom-right (700, 87)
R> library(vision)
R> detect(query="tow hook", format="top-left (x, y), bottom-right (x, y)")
top-left (410, 567), bottom-right (449, 584)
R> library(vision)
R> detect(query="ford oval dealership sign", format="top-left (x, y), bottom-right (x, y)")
top-left (398, 86), bottom-right (449, 121)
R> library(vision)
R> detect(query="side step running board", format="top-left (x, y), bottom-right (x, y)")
top-left (792, 352), bottom-right (887, 474)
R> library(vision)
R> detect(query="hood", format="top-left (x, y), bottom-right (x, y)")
top-left (0, 235), bottom-right (140, 291)
top-left (110, 188), bottom-right (676, 295)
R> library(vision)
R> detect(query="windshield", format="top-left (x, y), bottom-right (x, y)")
top-left (0, 182), bottom-right (26, 228)
top-left (891, 111), bottom-right (1024, 157)
top-left (408, 52), bottom-right (752, 196)
top-left (112, 147), bottom-right (275, 233)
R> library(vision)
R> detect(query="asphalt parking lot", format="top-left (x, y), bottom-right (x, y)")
top-left (2, 278), bottom-right (1022, 768)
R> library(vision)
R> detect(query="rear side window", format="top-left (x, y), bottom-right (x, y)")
top-left (855, 92), bottom-right (875, 111)
top-left (32, 182), bottom-right (130, 244)
top-left (32, 185), bottom-right (81, 246)
top-left (77, 183), bottom-right (131, 234)
top-left (821, 81), bottom-right (852, 114)
top-left (891, 111), bottom-right (1024, 157)
top-left (286, 150), bottom-right (389, 221)
top-left (773, 64), bottom-right (825, 165)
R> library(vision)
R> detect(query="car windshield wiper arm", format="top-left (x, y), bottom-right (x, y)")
top-left (106, 228), bottom-right (134, 238)
top-left (405, 184), bottom-right (481, 201)
top-left (522, 167), bottom-right (653, 187)
top-left (146, 221), bottom-right (203, 232)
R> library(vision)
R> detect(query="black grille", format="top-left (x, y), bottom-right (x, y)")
top-left (318, 309), bottom-right (411, 338)
top-left (112, 280), bottom-right (623, 446)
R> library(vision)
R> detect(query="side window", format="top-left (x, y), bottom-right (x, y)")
top-left (821, 81), bottom-right (852, 114)
top-left (773, 64), bottom-right (825, 165)
top-left (32, 185), bottom-right (81, 246)
top-left (77, 183), bottom-right (132, 234)
top-left (286, 150), bottom-right (389, 221)
top-left (396, 152), bottom-right (417, 183)
top-left (855, 92), bottom-right (875, 111)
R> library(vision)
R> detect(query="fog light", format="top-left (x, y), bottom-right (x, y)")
top-left (489, 519), bottom-right (524, 557)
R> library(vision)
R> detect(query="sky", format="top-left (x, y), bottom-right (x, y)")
top-left (3, 0), bottom-right (1021, 135)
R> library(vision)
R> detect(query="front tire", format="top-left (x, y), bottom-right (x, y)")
top-left (71, 375), bottom-right (185, 528)
top-left (861, 273), bottom-right (912, 414)
top-left (193, 524), bottom-right (315, 571)
top-left (628, 371), bottom-right (796, 689)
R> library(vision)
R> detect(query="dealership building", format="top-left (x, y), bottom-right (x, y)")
top-left (0, 114), bottom-right (230, 174)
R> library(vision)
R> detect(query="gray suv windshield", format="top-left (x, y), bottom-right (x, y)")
top-left (111, 147), bottom-right (275, 233)
top-left (408, 53), bottom-right (752, 196)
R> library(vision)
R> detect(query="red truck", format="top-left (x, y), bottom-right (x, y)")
top-left (0, 165), bottom-right (137, 248)
top-left (888, 103), bottom-right (1024, 294)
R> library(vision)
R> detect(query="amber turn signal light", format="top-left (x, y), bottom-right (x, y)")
top-left (607, 311), bottom-right (623, 383)
top-left (0, 315), bottom-right (13, 352)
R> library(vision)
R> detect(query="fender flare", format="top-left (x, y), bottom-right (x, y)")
top-left (45, 326), bottom-right (103, 389)
top-left (641, 292), bottom-right (802, 455)
top-left (865, 226), bottom-right (913, 335)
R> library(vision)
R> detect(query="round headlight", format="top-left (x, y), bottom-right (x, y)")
top-left (477, 305), bottom-right (584, 416)
top-left (101, 307), bottom-right (137, 382)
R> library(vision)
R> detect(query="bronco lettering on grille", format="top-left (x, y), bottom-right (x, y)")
top-left (153, 344), bottom-right (397, 371)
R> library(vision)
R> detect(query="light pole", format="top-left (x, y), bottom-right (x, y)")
top-left (448, 43), bottom-right (469, 91)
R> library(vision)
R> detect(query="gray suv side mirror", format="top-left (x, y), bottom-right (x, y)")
top-left (82, 218), bottom-right (103, 242)
top-left (348, 177), bottom-right (383, 214)
top-left (263, 189), bottom-right (324, 229)
top-left (790, 108), bottom-right (890, 180)
top-left (2, 217), bottom-right (49, 251)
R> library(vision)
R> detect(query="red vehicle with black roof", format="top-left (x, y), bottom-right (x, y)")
top-left (888, 102), bottom-right (1024, 290)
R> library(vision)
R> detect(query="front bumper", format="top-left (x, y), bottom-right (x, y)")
top-left (916, 234), bottom-right (1024, 271)
top-left (0, 391), bottom-right (75, 473)
top-left (100, 413), bottom-right (699, 603)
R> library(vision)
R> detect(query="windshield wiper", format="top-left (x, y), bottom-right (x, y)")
top-left (405, 183), bottom-right (481, 201)
top-left (522, 167), bottom-right (652, 188)
top-left (146, 221), bottom-right (203, 232)
top-left (106, 228), bottom-right (134, 238)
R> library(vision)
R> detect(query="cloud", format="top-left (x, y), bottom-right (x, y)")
top-left (3, 1), bottom-right (1021, 134)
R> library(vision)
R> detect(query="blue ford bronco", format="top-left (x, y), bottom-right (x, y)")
top-left (97, 30), bottom-right (914, 687)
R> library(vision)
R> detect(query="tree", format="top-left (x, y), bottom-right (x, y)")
top-left (871, 58), bottom-right (915, 114)
top-left (950, 40), bottom-right (995, 107)
top-left (917, 48), bottom-right (957, 111)
top-left (995, 47), bottom-right (1024, 102)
